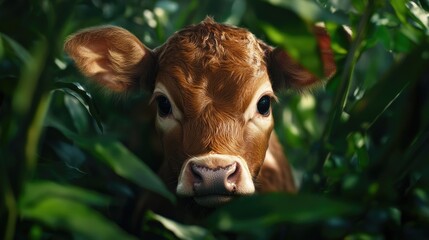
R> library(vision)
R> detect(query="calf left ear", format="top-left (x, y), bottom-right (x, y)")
top-left (64, 26), bottom-right (156, 93)
top-left (267, 26), bottom-right (336, 90)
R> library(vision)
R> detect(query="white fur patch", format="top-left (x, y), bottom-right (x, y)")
top-left (151, 82), bottom-right (182, 133)
top-left (243, 81), bottom-right (275, 131)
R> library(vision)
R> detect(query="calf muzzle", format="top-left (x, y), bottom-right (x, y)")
top-left (191, 161), bottom-right (238, 193)
top-left (176, 154), bottom-right (255, 207)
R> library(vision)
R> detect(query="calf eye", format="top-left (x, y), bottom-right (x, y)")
top-left (257, 95), bottom-right (271, 116)
top-left (156, 95), bottom-right (172, 117)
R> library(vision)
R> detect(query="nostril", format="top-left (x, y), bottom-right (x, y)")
top-left (190, 163), bottom-right (203, 183)
top-left (226, 162), bottom-right (240, 183)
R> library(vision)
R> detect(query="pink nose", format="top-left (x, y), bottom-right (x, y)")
top-left (189, 162), bottom-right (240, 195)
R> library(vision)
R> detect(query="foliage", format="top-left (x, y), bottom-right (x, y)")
top-left (1, 0), bottom-right (429, 239)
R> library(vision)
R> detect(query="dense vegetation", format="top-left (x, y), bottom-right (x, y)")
top-left (1, 0), bottom-right (429, 239)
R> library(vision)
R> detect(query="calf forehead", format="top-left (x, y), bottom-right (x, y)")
top-left (154, 19), bottom-right (269, 118)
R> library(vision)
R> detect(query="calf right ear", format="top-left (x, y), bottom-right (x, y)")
top-left (267, 26), bottom-right (336, 91)
top-left (64, 26), bottom-right (156, 93)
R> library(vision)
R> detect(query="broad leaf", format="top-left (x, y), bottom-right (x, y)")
top-left (21, 197), bottom-right (136, 240)
top-left (54, 81), bottom-right (104, 132)
top-left (249, 0), bottom-right (324, 78)
top-left (45, 118), bottom-right (175, 204)
top-left (206, 193), bottom-right (360, 232)
top-left (64, 93), bottom-right (89, 134)
top-left (345, 42), bottom-right (429, 131)
top-left (0, 32), bottom-right (31, 63)
top-left (146, 211), bottom-right (215, 240)
top-left (20, 181), bottom-right (109, 209)
top-left (247, 0), bottom-right (347, 78)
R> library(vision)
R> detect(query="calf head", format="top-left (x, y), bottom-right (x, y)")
top-left (65, 18), bottom-right (335, 207)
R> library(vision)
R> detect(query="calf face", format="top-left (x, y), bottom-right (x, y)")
top-left (64, 18), bottom-right (335, 208)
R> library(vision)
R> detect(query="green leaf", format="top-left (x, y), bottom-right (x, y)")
top-left (38, 141), bottom-right (87, 180)
top-left (352, 0), bottom-right (367, 13)
top-left (391, 124), bottom-right (429, 183)
top-left (20, 181), bottom-right (110, 209)
top-left (21, 197), bottom-right (136, 240)
top-left (0, 34), bottom-right (4, 58)
top-left (11, 39), bottom-right (47, 119)
top-left (348, 132), bottom-right (369, 170)
top-left (317, 0), bottom-right (376, 173)
top-left (345, 43), bottom-right (429, 131)
top-left (262, 0), bottom-right (348, 24)
top-left (206, 193), bottom-right (361, 232)
top-left (146, 211), bottom-right (215, 240)
top-left (19, 181), bottom-right (132, 239)
top-left (80, 138), bottom-right (176, 204)
top-left (391, 0), bottom-right (408, 24)
top-left (248, 0), bottom-right (347, 78)
top-left (0, 32), bottom-right (31, 63)
top-left (53, 81), bottom-right (104, 133)
top-left (64, 93), bottom-right (89, 134)
top-left (249, 0), bottom-right (324, 77)
top-left (390, 0), bottom-right (427, 42)
top-left (407, 1), bottom-right (429, 33)
top-left (45, 119), bottom-right (176, 204)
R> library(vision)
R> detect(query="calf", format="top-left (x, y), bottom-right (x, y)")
top-left (64, 17), bottom-right (335, 220)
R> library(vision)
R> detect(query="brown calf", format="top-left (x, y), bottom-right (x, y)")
top-left (64, 17), bottom-right (335, 220)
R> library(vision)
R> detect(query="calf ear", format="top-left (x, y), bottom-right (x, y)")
top-left (267, 26), bottom-right (336, 91)
top-left (64, 26), bottom-right (156, 92)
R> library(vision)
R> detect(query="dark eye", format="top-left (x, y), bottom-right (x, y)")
top-left (257, 95), bottom-right (271, 116)
top-left (156, 95), bottom-right (172, 117)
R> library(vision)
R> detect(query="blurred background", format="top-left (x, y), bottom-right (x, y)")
top-left (1, 0), bottom-right (429, 239)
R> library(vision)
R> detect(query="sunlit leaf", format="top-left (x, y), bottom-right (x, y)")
top-left (249, 0), bottom-right (324, 77)
top-left (206, 193), bottom-right (361, 232)
top-left (390, 0), bottom-right (426, 42)
top-left (348, 132), bottom-right (369, 170)
top-left (146, 211), bottom-right (215, 240)
top-left (391, 0), bottom-right (408, 24)
top-left (407, 1), bottom-right (429, 33)
top-left (326, 22), bottom-right (352, 56)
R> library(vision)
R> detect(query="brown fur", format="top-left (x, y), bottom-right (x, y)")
top-left (268, 26), bottom-right (336, 91)
top-left (257, 133), bottom-right (296, 192)
top-left (64, 17), bottom-right (336, 224)
top-left (150, 19), bottom-right (276, 183)
top-left (64, 26), bottom-right (155, 92)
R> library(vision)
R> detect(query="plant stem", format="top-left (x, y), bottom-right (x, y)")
top-left (316, 0), bottom-right (376, 172)
top-left (4, 180), bottom-right (17, 240)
